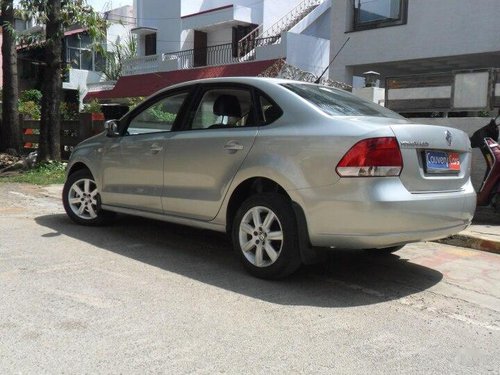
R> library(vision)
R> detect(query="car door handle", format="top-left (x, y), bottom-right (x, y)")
top-left (224, 141), bottom-right (244, 152)
top-left (150, 143), bottom-right (163, 154)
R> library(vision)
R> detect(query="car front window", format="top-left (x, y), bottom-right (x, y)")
top-left (127, 92), bottom-right (188, 135)
top-left (282, 83), bottom-right (404, 119)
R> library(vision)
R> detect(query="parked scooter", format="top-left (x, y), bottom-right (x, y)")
top-left (470, 110), bottom-right (500, 211)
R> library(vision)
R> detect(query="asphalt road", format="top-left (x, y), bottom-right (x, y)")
top-left (1, 183), bottom-right (499, 374)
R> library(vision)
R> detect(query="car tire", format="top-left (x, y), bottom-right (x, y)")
top-left (62, 169), bottom-right (115, 226)
top-left (232, 193), bottom-right (302, 279)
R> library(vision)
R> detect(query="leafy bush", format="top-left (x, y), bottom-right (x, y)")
top-left (126, 96), bottom-right (145, 110)
top-left (18, 100), bottom-right (41, 120)
top-left (60, 102), bottom-right (79, 120)
top-left (81, 99), bottom-right (102, 114)
top-left (150, 108), bottom-right (176, 123)
top-left (20, 89), bottom-right (42, 105)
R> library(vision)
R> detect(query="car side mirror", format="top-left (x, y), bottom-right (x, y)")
top-left (104, 119), bottom-right (120, 137)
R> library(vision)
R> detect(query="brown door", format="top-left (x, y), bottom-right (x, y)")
top-left (193, 30), bottom-right (207, 67)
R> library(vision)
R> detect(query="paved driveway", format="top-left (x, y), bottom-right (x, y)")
top-left (1, 183), bottom-right (499, 373)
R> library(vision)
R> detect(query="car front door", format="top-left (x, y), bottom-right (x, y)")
top-left (100, 90), bottom-right (191, 213)
top-left (161, 85), bottom-right (259, 221)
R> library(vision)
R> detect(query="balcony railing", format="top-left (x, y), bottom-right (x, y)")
top-left (122, 54), bottom-right (162, 76)
top-left (180, 37), bottom-right (280, 66)
top-left (164, 42), bottom-right (241, 70)
top-left (123, 37), bottom-right (282, 75)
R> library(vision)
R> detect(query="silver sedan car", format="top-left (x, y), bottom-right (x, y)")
top-left (63, 77), bottom-right (476, 279)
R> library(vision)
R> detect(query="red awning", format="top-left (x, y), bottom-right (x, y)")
top-left (64, 28), bottom-right (87, 36)
top-left (85, 59), bottom-right (280, 101)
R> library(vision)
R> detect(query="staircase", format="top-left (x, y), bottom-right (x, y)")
top-left (238, 0), bottom-right (323, 60)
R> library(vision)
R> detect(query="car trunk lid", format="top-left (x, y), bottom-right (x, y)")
top-left (390, 124), bottom-right (472, 192)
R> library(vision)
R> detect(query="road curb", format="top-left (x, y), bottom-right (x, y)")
top-left (436, 234), bottom-right (500, 255)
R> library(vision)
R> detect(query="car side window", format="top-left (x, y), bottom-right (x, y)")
top-left (260, 96), bottom-right (282, 125)
top-left (127, 92), bottom-right (188, 135)
top-left (189, 88), bottom-right (255, 130)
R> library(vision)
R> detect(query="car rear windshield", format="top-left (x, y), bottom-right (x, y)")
top-left (282, 83), bottom-right (404, 119)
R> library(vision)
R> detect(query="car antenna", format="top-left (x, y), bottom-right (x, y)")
top-left (315, 37), bottom-right (350, 84)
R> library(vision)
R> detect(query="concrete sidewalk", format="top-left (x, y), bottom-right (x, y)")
top-left (437, 206), bottom-right (500, 254)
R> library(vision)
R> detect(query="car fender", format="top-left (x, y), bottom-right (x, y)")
top-left (212, 155), bottom-right (309, 227)
top-left (66, 145), bottom-right (104, 189)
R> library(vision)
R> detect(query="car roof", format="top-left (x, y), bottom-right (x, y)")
top-left (150, 76), bottom-right (320, 97)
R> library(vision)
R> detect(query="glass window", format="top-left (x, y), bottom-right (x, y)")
top-left (190, 89), bottom-right (254, 130)
top-left (68, 48), bottom-right (80, 69)
top-left (283, 83), bottom-right (405, 119)
top-left (353, 0), bottom-right (407, 31)
top-left (79, 33), bottom-right (92, 47)
top-left (127, 92), bottom-right (188, 135)
top-left (67, 35), bottom-right (80, 48)
top-left (145, 33), bottom-right (157, 56)
top-left (80, 50), bottom-right (93, 71)
top-left (94, 51), bottom-right (106, 72)
top-left (260, 96), bottom-right (282, 124)
top-left (65, 32), bottom-right (105, 72)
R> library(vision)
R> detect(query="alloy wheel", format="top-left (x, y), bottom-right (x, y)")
top-left (238, 206), bottom-right (284, 268)
top-left (67, 178), bottom-right (100, 220)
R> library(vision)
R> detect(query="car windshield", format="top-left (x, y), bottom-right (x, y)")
top-left (282, 83), bottom-right (405, 119)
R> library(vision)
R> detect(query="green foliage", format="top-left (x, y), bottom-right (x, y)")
top-left (19, 0), bottom-right (107, 43)
top-left (18, 101), bottom-right (41, 120)
top-left (479, 111), bottom-right (493, 118)
top-left (18, 89), bottom-right (43, 119)
top-left (60, 102), bottom-right (79, 120)
top-left (20, 89), bottom-right (42, 105)
top-left (104, 33), bottom-right (138, 80)
top-left (81, 99), bottom-right (102, 114)
top-left (150, 108), bottom-right (176, 123)
top-left (0, 161), bottom-right (66, 185)
top-left (17, 30), bottom-right (44, 49)
top-left (126, 96), bottom-right (145, 109)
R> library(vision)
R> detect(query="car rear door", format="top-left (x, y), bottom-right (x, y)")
top-left (161, 84), bottom-right (259, 221)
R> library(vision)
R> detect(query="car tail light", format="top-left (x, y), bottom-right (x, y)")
top-left (336, 137), bottom-right (403, 177)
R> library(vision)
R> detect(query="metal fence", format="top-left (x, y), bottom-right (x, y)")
top-left (163, 37), bottom-right (282, 70)
top-left (21, 114), bottom-right (104, 160)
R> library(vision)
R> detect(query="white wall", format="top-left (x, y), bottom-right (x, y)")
top-left (301, 8), bottom-right (330, 39)
top-left (262, 0), bottom-right (303, 31)
top-left (106, 5), bottom-right (135, 51)
top-left (206, 28), bottom-right (231, 47)
top-left (136, 0), bottom-right (264, 55)
top-left (181, 0), bottom-right (263, 17)
top-left (353, 87), bottom-right (385, 106)
top-left (330, 0), bottom-right (500, 84)
top-left (63, 69), bottom-right (107, 107)
top-left (285, 33), bottom-right (330, 77)
top-left (136, 0), bottom-right (182, 54)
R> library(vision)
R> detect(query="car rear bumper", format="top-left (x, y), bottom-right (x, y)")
top-left (290, 178), bottom-right (476, 249)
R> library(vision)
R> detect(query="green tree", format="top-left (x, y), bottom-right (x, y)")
top-left (104, 33), bottom-right (137, 81)
top-left (0, 0), bottom-right (21, 153)
top-left (19, 0), bottom-right (106, 162)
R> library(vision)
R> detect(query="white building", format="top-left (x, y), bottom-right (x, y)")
top-left (124, 0), bottom-right (331, 77)
top-left (63, 5), bottom-right (136, 105)
top-left (330, 0), bottom-right (500, 87)
top-left (18, 5), bottom-right (136, 107)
